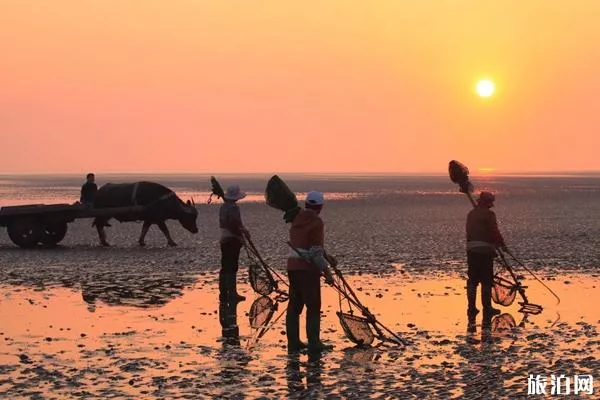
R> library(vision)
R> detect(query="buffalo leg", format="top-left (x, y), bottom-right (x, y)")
top-left (138, 221), bottom-right (152, 247)
top-left (96, 225), bottom-right (109, 247)
top-left (157, 221), bottom-right (177, 246)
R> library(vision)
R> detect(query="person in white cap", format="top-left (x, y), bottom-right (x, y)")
top-left (286, 191), bottom-right (335, 354)
top-left (219, 185), bottom-right (249, 303)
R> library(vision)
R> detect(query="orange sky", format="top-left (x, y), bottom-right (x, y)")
top-left (1, 1), bottom-right (599, 174)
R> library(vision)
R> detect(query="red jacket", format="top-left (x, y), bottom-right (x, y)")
top-left (287, 209), bottom-right (324, 271)
top-left (466, 205), bottom-right (505, 253)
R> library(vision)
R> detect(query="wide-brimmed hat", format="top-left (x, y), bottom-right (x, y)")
top-left (224, 185), bottom-right (247, 201)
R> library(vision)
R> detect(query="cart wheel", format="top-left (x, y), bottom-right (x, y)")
top-left (39, 222), bottom-right (68, 246)
top-left (7, 217), bottom-right (41, 248)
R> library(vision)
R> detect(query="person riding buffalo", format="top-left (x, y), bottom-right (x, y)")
top-left (80, 173), bottom-right (97, 207)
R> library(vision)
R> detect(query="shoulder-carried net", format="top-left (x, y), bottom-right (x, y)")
top-left (265, 175), bottom-right (301, 223)
top-left (207, 176), bottom-right (225, 204)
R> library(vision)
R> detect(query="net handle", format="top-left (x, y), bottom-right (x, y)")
top-left (244, 232), bottom-right (288, 287)
top-left (496, 250), bottom-right (531, 304)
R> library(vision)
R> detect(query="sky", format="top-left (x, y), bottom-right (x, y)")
top-left (1, 1), bottom-right (600, 174)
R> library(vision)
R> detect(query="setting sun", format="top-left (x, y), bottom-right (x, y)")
top-left (476, 79), bottom-right (496, 97)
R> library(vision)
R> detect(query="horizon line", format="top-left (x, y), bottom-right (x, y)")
top-left (1, 169), bottom-right (600, 176)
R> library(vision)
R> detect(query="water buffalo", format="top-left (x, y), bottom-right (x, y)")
top-left (92, 181), bottom-right (198, 247)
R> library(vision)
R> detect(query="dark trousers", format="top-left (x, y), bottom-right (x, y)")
top-left (466, 251), bottom-right (494, 286)
top-left (466, 250), bottom-right (495, 313)
top-left (286, 269), bottom-right (322, 347)
top-left (220, 239), bottom-right (242, 274)
top-left (287, 270), bottom-right (321, 317)
top-left (219, 239), bottom-right (242, 300)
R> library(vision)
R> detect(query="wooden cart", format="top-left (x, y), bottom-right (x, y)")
top-left (0, 203), bottom-right (146, 248)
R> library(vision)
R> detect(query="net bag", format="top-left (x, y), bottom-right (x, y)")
top-left (448, 160), bottom-right (474, 194)
top-left (337, 312), bottom-right (375, 346)
top-left (492, 274), bottom-right (518, 307)
top-left (249, 296), bottom-right (276, 329)
top-left (249, 263), bottom-right (274, 297)
top-left (208, 176), bottom-right (225, 203)
top-left (265, 175), bottom-right (301, 223)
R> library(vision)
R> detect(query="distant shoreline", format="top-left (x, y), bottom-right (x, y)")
top-left (1, 171), bottom-right (600, 178)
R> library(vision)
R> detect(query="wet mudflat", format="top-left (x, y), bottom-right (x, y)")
top-left (0, 271), bottom-right (597, 399)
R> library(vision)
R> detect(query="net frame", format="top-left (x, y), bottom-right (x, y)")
top-left (337, 311), bottom-right (375, 346)
top-left (243, 234), bottom-right (289, 300)
top-left (495, 250), bottom-right (544, 315)
top-left (492, 274), bottom-right (518, 306)
top-left (249, 263), bottom-right (274, 297)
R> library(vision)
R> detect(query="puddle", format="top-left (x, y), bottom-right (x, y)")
top-left (0, 273), bottom-right (598, 399)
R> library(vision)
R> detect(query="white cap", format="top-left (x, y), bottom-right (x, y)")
top-left (305, 191), bottom-right (324, 206)
top-left (224, 185), bottom-right (247, 201)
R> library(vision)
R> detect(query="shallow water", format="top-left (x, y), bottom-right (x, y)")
top-left (0, 272), bottom-right (597, 399)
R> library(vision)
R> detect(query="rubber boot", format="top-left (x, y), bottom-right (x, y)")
top-left (219, 300), bottom-right (240, 346)
top-left (286, 311), bottom-right (307, 354)
top-left (306, 310), bottom-right (333, 353)
top-left (229, 273), bottom-right (246, 302)
top-left (218, 271), bottom-right (228, 302)
top-left (481, 285), bottom-right (501, 317)
top-left (466, 280), bottom-right (479, 318)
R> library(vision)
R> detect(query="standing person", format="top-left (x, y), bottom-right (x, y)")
top-left (80, 173), bottom-right (97, 207)
top-left (466, 191), bottom-right (505, 319)
top-left (219, 185), bottom-right (248, 302)
top-left (286, 191), bottom-right (335, 354)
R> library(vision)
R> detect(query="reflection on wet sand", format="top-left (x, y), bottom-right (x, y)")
top-left (286, 351), bottom-right (324, 399)
top-left (459, 315), bottom-right (508, 399)
top-left (82, 273), bottom-right (199, 310)
top-left (216, 299), bottom-right (252, 399)
top-left (0, 273), bottom-right (598, 398)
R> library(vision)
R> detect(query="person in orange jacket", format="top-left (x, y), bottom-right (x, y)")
top-left (466, 191), bottom-right (505, 319)
top-left (286, 191), bottom-right (335, 354)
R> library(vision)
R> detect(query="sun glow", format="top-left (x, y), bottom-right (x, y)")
top-left (476, 79), bottom-right (495, 97)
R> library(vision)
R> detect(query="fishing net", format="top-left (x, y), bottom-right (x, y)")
top-left (492, 274), bottom-right (518, 307)
top-left (249, 263), bottom-right (274, 297)
top-left (265, 175), bottom-right (301, 223)
top-left (492, 313), bottom-right (517, 332)
top-left (208, 176), bottom-right (225, 204)
top-left (337, 312), bottom-right (375, 346)
top-left (249, 296), bottom-right (276, 329)
top-left (448, 160), bottom-right (474, 193)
